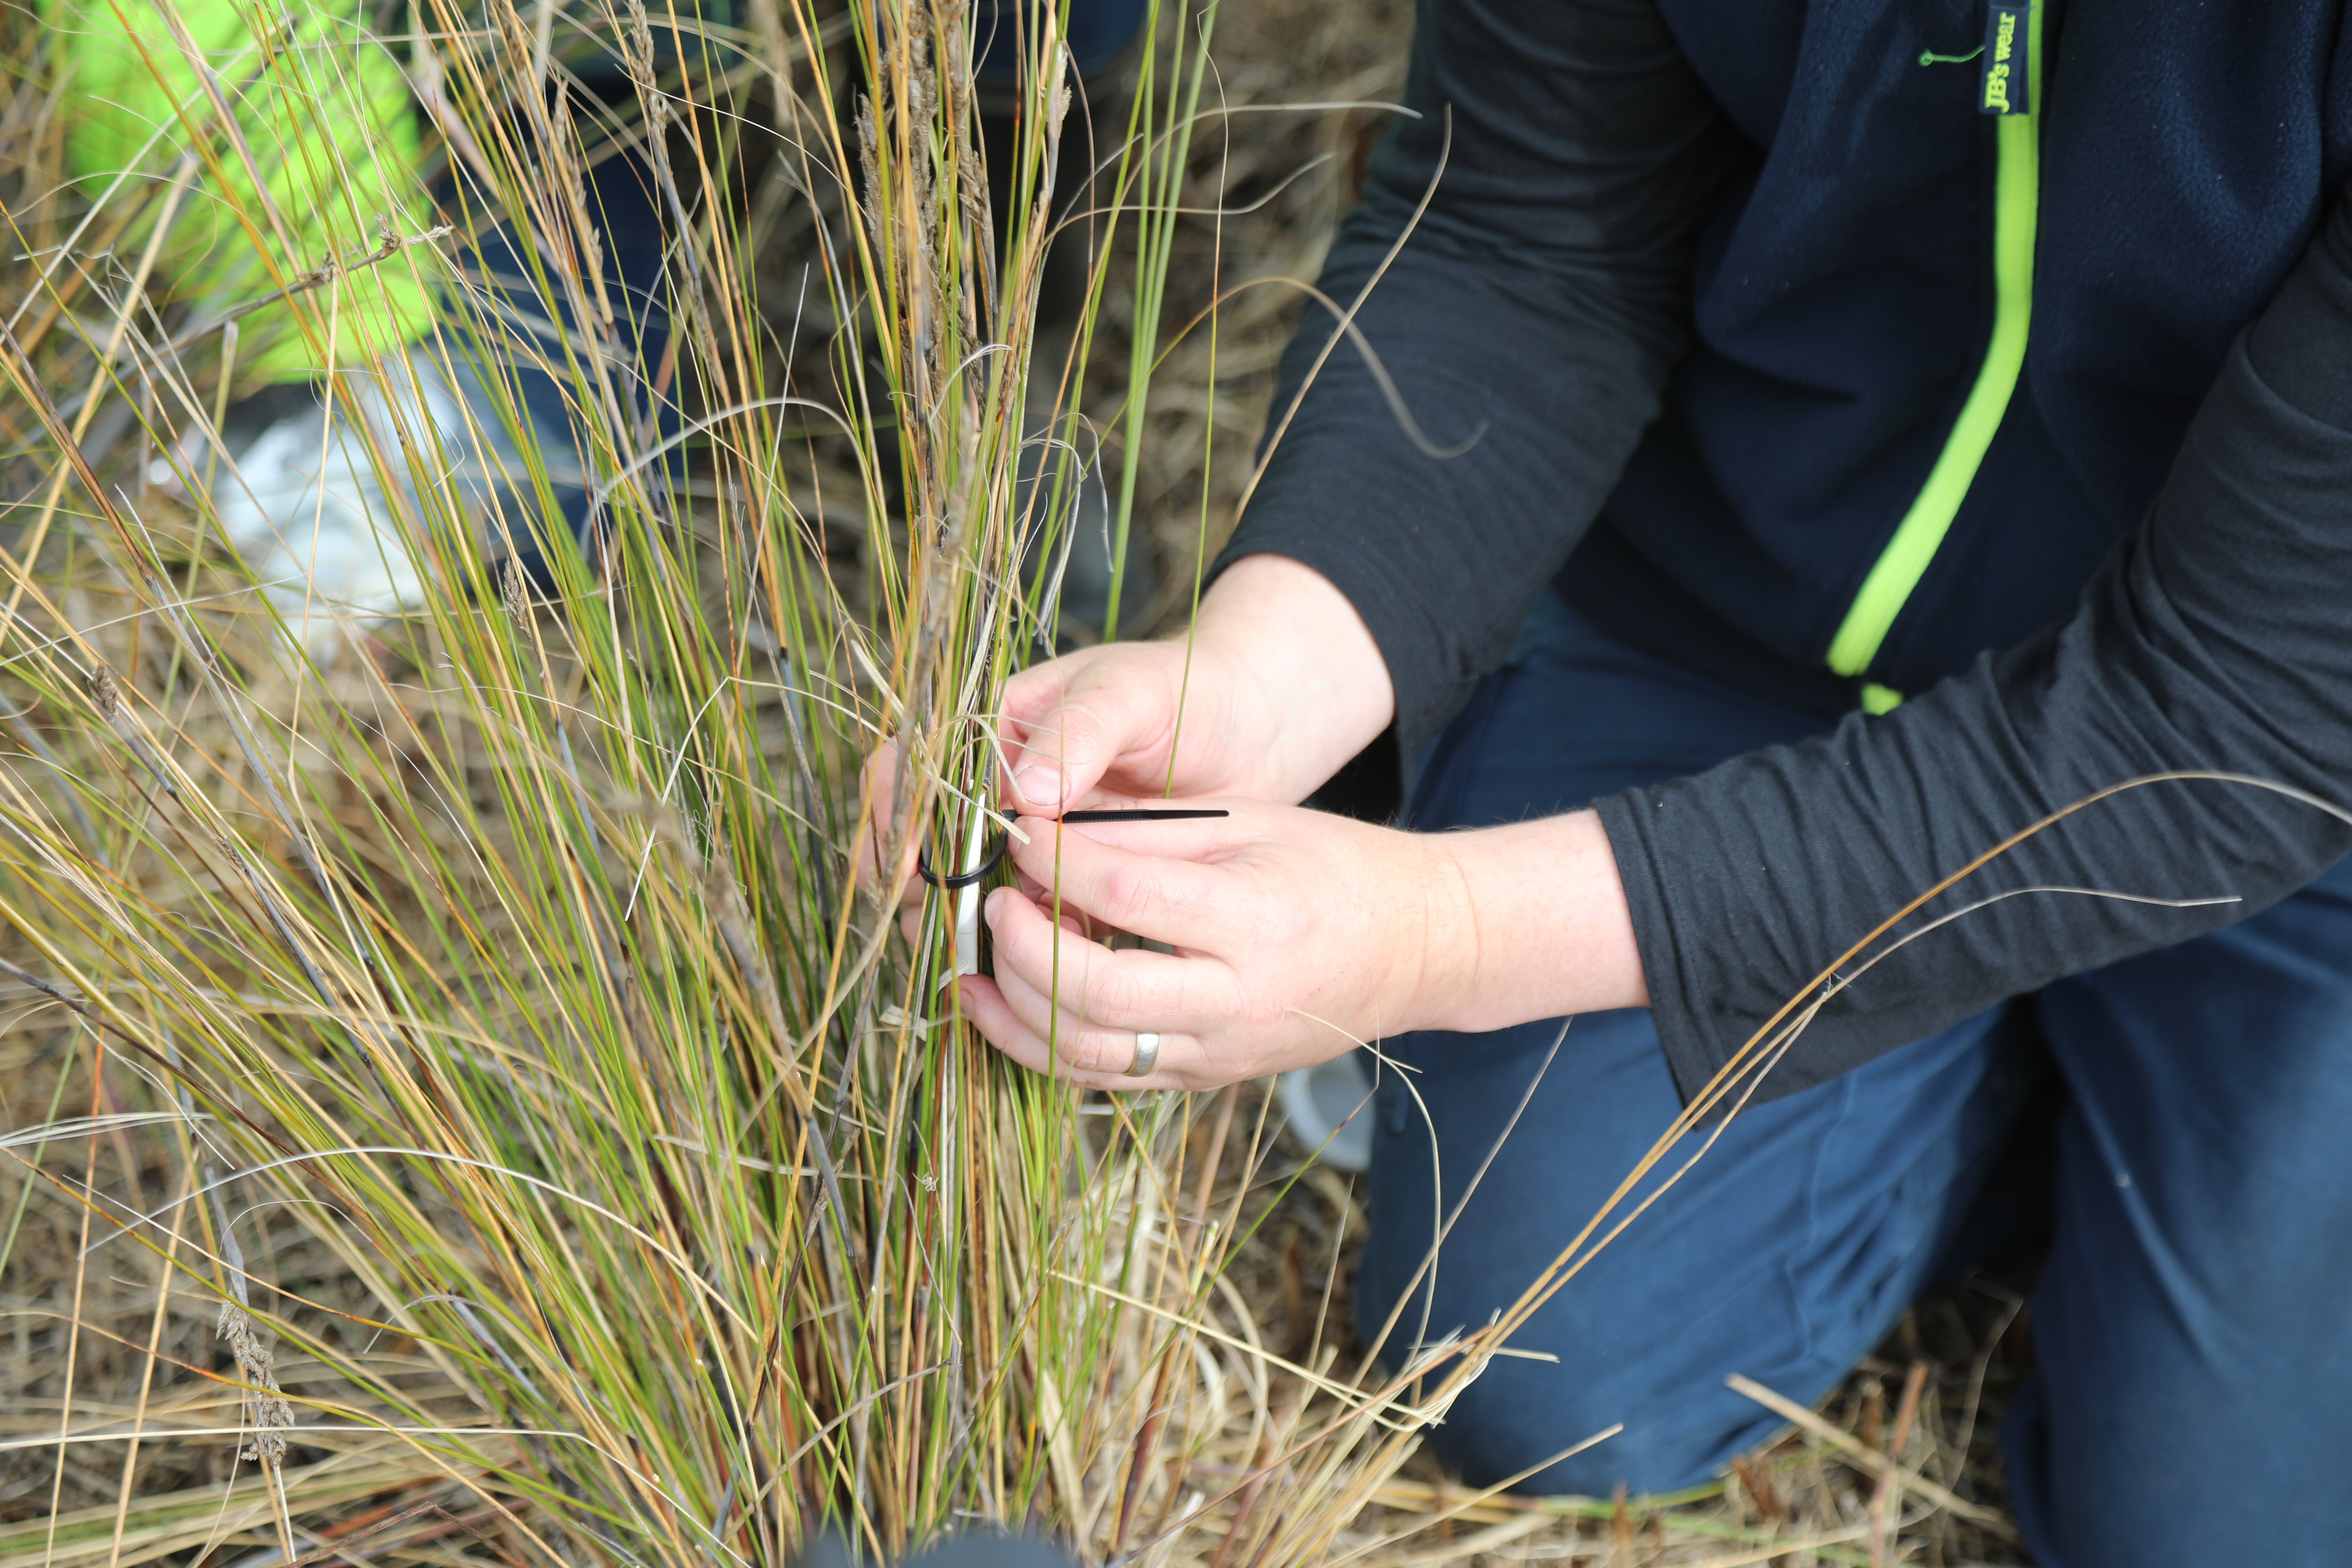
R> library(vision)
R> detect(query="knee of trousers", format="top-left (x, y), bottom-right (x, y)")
top-left (1428, 1370), bottom-right (1748, 1498)
top-left (1351, 1271), bottom-right (1771, 1498)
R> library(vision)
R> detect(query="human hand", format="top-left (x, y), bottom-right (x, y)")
top-left (954, 800), bottom-right (1474, 1090)
top-left (997, 554), bottom-right (1395, 814)
top-left (958, 801), bottom-right (1651, 1090)
top-left (856, 554), bottom-right (1394, 932)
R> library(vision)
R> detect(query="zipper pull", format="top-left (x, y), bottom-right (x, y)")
top-left (1980, 1), bottom-right (2033, 115)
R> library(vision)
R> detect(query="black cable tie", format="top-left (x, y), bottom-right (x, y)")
top-left (916, 830), bottom-right (1007, 890)
top-left (1056, 808), bottom-right (1230, 823)
top-left (916, 810), bottom-right (1228, 890)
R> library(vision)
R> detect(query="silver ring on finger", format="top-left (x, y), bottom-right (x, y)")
top-left (1124, 1031), bottom-right (1161, 1078)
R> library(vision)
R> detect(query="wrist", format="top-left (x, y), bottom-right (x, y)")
top-left (1414, 811), bottom-right (1649, 1034)
top-left (1190, 555), bottom-right (1395, 800)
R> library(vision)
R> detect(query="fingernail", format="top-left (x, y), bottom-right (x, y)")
top-left (985, 890), bottom-right (1005, 929)
top-left (1014, 766), bottom-right (1060, 808)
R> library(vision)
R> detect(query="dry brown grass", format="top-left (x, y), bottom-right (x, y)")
top-left (4, 1044), bottom-right (2037, 1568)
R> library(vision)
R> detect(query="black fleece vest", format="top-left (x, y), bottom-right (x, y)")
top-left (1566, 0), bottom-right (2352, 713)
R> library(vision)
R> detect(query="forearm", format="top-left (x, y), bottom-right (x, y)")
top-left (1189, 554), bottom-right (1394, 803)
top-left (1214, 0), bottom-right (1739, 764)
top-left (1601, 183), bottom-right (2352, 1104)
top-left (1419, 810), bottom-right (1650, 1034)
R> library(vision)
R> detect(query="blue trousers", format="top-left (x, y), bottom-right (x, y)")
top-left (1358, 593), bottom-right (2352, 1567)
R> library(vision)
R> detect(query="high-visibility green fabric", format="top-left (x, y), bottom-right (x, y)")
top-left (49, 0), bottom-right (436, 380)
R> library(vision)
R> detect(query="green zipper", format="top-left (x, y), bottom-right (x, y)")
top-left (1826, 0), bottom-right (2044, 714)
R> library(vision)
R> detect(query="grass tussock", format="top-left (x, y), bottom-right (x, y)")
top-left (0, 0), bottom-right (2027, 1562)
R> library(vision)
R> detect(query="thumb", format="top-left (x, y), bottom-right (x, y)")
top-left (1002, 656), bottom-right (1172, 813)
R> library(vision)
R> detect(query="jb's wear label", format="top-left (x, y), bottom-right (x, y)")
top-left (1981, 2), bottom-right (2031, 114)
